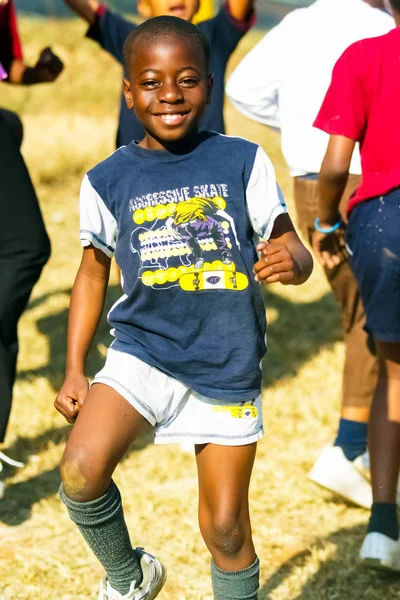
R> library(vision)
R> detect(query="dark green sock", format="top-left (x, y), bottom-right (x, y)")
top-left (59, 481), bottom-right (142, 594)
top-left (368, 503), bottom-right (399, 541)
top-left (211, 557), bottom-right (260, 600)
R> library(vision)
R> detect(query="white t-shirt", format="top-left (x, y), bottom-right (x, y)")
top-left (226, 0), bottom-right (394, 176)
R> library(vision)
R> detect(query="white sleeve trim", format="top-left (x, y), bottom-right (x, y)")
top-left (246, 146), bottom-right (287, 241)
top-left (79, 174), bottom-right (117, 258)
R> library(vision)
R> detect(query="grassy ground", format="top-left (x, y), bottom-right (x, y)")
top-left (1, 17), bottom-right (399, 600)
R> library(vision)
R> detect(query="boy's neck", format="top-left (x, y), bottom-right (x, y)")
top-left (139, 128), bottom-right (204, 153)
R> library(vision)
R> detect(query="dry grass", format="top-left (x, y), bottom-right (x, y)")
top-left (0, 16), bottom-right (398, 600)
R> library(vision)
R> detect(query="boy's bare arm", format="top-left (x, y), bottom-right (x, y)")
top-left (312, 134), bottom-right (355, 269)
top-left (318, 135), bottom-right (355, 226)
top-left (54, 246), bottom-right (111, 422)
top-left (62, 0), bottom-right (100, 24)
top-left (253, 213), bottom-right (313, 286)
top-left (228, 0), bottom-right (255, 21)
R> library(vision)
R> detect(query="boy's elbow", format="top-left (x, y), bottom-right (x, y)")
top-left (226, 0), bottom-right (254, 23)
top-left (320, 163), bottom-right (349, 185)
top-left (320, 137), bottom-right (354, 183)
top-left (63, 0), bottom-right (97, 25)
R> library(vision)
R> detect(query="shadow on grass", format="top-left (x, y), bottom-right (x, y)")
top-left (260, 524), bottom-right (400, 599)
top-left (261, 287), bottom-right (341, 388)
top-left (0, 426), bottom-right (154, 526)
top-left (19, 284), bottom-right (123, 390)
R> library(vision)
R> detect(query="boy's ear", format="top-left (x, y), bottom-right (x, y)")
top-left (206, 74), bottom-right (213, 106)
top-left (137, 0), bottom-right (152, 18)
top-left (123, 78), bottom-right (134, 110)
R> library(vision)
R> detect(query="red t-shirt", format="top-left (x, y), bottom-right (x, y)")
top-left (314, 27), bottom-right (400, 213)
top-left (0, 0), bottom-right (23, 76)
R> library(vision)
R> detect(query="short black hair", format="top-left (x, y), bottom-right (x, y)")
top-left (389, 0), bottom-right (400, 11)
top-left (123, 15), bottom-right (211, 74)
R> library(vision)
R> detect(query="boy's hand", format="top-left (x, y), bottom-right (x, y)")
top-left (54, 374), bottom-right (89, 424)
top-left (312, 227), bottom-right (347, 270)
top-left (254, 241), bottom-right (298, 285)
top-left (34, 47), bottom-right (64, 82)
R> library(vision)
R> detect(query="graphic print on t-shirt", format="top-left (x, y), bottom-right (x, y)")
top-left (129, 185), bottom-right (249, 292)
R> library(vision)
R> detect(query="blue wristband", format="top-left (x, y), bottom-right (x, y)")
top-left (314, 217), bottom-right (341, 234)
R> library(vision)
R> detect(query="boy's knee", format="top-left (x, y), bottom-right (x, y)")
top-left (203, 514), bottom-right (248, 558)
top-left (60, 449), bottom-right (106, 502)
top-left (60, 453), bottom-right (88, 499)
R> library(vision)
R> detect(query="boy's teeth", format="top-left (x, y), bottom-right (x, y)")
top-left (160, 114), bottom-right (182, 122)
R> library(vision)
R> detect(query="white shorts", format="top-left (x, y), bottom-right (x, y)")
top-left (92, 348), bottom-right (263, 446)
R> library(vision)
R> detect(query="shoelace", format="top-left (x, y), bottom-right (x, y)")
top-left (0, 451), bottom-right (24, 473)
top-left (105, 581), bottom-right (138, 600)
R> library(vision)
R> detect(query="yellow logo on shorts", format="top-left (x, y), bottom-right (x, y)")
top-left (212, 404), bottom-right (258, 419)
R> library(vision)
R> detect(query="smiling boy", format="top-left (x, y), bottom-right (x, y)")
top-left (63, 0), bottom-right (255, 146)
top-left (55, 16), bottom-right (312, 600)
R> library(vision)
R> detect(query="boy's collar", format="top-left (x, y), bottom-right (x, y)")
top-left (129, 131), bottom-right (214, 159)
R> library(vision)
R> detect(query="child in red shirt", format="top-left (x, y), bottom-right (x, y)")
top-left (313, 0), bottom-right (400, 572)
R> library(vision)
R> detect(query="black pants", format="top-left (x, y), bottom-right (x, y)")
top-left (0, 109), bottom-right (50, 443)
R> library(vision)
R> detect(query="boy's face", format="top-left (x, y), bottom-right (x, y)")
top-left (123, 36), bottom-right (212, 149)
top-left (138, 0), bottom-right (201, 23)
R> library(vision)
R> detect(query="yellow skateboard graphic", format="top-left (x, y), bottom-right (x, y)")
top-left (213, 404), bottom-right (259, 419)
top-left (179, 269), bottom-right (248, 292)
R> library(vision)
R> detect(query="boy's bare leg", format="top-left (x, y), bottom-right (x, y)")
top-left (368, 342), bottom-right (400, 539)
top-left (196, 442), bottom-right (259, 599)
top-left (60, 384), bottom-right (150, 594)
top-left (61, 383), bottom-right (149, 501)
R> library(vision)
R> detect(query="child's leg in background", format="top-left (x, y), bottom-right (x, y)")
top-left (196, 443), bottom-right (259, 600)
top-left (346, 191), bottom-right (400, 544)
top-left (295, 175), bottom-right (376, 458)
top-left (60, 383), bottom-right (150, 594)
top-left (368, 341), bottom-right (400, 539)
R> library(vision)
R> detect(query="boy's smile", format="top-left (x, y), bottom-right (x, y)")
top-left (124, 37), bottom-right (212, 150)
top-left (153, 111), bottom-right (190, 126)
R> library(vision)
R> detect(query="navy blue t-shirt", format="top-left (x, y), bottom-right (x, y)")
top-left (87, 5), bottom-right (252, 146)
top-left (80, 132), bottom-right (287, 401)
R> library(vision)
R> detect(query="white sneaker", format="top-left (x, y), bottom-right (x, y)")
top-left (308, 445), bottom-right (372, 509)
top-left (98, 548), bottom-right (166, 600)
top-left (360, 532), bottom-right (400, 571)
top-left (0, 451), bottom-right (24, 499)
